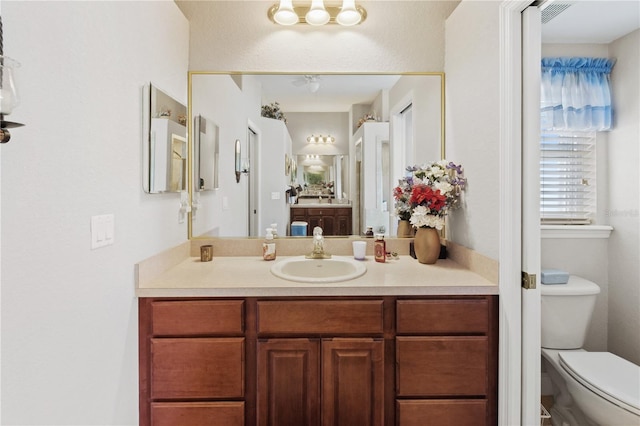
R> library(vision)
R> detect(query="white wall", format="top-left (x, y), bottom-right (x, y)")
top-left (287, 112), bottom-right (350, 157)
top-left (389, 75), bottom-right (443, 164)
top-left (190, 74), bottom-right (262, 237)
top-left (178, 1), bottom-right (458, 72)
top-left (607, 29), bottom-right (640, 365)
top-left (444, 1), bottom-right (501, 260)
top-left (1, 2), bottom-right (189, 424)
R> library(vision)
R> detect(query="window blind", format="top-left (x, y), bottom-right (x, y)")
top-left (540, 131), bottom-right (596, 225)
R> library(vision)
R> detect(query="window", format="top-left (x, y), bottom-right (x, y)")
top-left (540, 131), bottom-right (596, 224)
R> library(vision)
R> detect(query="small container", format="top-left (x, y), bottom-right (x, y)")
top-left (374, 234), bottom-right (386, 263)
top-left (291, 221), bottom-right (308, 237)
top-left (200, 244), bottom-right (213, 262)
top-left (365, 226), bottom-right (374, 238)
top-left (263, 228), bottom-right (276, 261)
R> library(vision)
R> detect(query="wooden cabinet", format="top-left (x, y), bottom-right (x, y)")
top-left (395, 298), bottom-right (498, 426)
top-left (140, 296), bottom-right (497, 426)
top-left (290, 207), bottom-right (352, 235)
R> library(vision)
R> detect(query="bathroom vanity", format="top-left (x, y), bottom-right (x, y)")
top-left (137, 244), bottom-right (499, 426)
top-left (290, 205), bottom-right (352, 236)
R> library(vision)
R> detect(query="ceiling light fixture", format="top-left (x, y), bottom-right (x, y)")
top-left (268, 0), bottom-right (366, 26)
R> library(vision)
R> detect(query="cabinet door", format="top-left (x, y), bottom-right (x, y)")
top-left (335, 213), bottom-right (352, 236)
top-left (320, 215), bottom-right (335, 235)
top-left (322, 339), bottom-right (384, 426)
top-left (257, 339), bottom-right (320, 426)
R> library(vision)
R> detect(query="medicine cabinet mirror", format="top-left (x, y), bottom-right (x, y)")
top-left (142, 83), bottom-right (187, 194)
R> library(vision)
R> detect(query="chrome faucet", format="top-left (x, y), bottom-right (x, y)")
top-left (306, 226), bottom-right (331, 259)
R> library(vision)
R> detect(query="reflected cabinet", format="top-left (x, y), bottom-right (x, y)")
top-left (139, 295), bottom-right (498, 426)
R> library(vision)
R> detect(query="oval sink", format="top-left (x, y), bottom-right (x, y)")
top-left (270, 256), bottom-right (367, 283)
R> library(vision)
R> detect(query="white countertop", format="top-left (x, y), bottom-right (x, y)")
top-left (136, 255), bottom-right (498, 297)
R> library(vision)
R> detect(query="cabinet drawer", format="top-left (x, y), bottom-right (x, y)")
top-left (151, 300), bottom-right (244, 336)
top-left (257, 300), bottom-right (384, 335)
top-left (151, 402), bottom-right (244, 426)
top-left (151, 338), bottom-right (244, 399)
top-left (306, 208), bottom-right (332, 216)
top-left (396, 299), bottom-right (489, 334)
top-left (397, 399), bottom-right (487, 426)
top-left (396, 336), bottom-right (488, 397)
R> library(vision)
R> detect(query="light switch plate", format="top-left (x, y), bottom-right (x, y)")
top-left (91, 214), bottom-right (114, 249)
top-left (271, 192), bottom-right (280, 200)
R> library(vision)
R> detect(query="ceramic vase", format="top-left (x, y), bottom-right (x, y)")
top-left (413, 227), bottom-right (441, 264)
top-left (397, 220), bottom-right (415, 238)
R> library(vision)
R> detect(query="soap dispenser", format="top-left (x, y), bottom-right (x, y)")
top-left (374, 234), bottom-right (386, 263)
top-left (263, 228), bottom-right (276, 261)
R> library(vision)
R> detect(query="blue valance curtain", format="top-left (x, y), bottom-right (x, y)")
top-left (541, 57), bottom-right (615, 131)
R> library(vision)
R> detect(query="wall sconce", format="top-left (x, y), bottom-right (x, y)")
top-left (307, 134), bottom-right (335, 144)
top-left (234, 139), bottom-right (242, 183)
top-left (0, 18), bottom-right (24, 144)
top-left (268, 0), bottom-right (366, 26)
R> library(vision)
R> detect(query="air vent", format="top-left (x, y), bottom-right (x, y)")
top-left (541, 2), bottom-right (573, 24)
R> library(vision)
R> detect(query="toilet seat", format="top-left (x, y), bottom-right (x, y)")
top-left (559, 351), bottom-right (640, 416)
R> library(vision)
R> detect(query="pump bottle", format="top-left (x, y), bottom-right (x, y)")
top-left (263, 228), bottom-right (276, 261)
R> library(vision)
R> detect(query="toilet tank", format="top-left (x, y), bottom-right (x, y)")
top-left (541, 276), bottom-right (600, 349)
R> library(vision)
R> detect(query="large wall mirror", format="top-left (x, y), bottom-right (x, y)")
top-left (142, 83), bottom-right (187, 194)
top-left (188, 73), bottom-right (444, 239)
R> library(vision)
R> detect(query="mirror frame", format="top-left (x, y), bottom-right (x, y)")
top-left (187, 71), bottom-right (446, 239)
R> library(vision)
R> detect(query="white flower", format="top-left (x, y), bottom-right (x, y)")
top-left (429, 166), bottom-right (445, 178)
top-left (434, 181), bottom-right (453, 195)
top-left (409, 206), bottom-right (445, 230)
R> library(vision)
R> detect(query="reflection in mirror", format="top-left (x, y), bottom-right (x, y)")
top-left (296, 154), bottom-right (348, 202)
top-left (193, 115), bottom-right (219, 191)
top-left (142, 83), bottom-right (187, 193)
top-left (188, 73), bottom-right (443, 239)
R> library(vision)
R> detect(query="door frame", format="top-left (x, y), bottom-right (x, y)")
top-left (498, 1), bottom-right (539, 425)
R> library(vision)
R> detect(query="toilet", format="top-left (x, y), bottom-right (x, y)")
top-left (541, 275), bottom-right (640, 426)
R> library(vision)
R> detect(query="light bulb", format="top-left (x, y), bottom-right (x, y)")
top-left (336, 0), bottom-right (362, 26)
top-left (305, 0), bottom-right (330, 25)
top-left (273, 0), bottom-right (298, 25)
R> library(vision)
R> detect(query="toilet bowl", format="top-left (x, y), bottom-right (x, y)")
top-left (541, 276), bottom-right (640, 426)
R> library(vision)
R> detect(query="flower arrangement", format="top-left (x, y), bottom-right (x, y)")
top-left (393, 160), bottom-right (466, 230)
top-left (261, 102), bottom-right (287, 123)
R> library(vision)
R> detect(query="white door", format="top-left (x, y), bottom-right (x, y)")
top-left (521, 6), bottom-right (542, 425)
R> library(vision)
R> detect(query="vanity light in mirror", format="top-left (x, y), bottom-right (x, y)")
top-left (307, 134), bottom-right (335, 144)
top-left (234, 139), bottom-right (241, 183)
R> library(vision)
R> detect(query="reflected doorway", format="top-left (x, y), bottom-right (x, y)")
top-left (248, 127), bottom-right (258, 237)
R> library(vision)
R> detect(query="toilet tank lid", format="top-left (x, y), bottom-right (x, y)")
top-left (540, 275), bottom-right (600, 296)
top-left (559, 351), bottom-right (640, 412)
